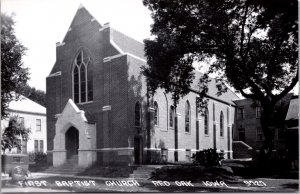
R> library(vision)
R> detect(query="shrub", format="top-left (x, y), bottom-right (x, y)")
top-left (191, 148), bottom-right (224, 167)
top-left (28, 152), bottom-right (47, 164)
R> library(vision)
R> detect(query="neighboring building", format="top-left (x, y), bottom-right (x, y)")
top-left (1, 94), bottom-right (47, 154)
top-left (46, 5), bottom-right (239, 168)
top-left (233, 93), bottom-right (293, 151)
top-left (285, 95), bottom-right (299, 169)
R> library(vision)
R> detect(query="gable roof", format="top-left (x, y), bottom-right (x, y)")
top-left (8, 94), bottom-right (46, 115)
top-left (60, 5), bottom-right (239, 105)
top-left (190, 71), bottom-right (240, 105)
top-left (110, 28), bottom-right (146, 60)
top-left (286, 96), bottom-right (299, 121)
top-left (62, 5), bottom-right (102, 43)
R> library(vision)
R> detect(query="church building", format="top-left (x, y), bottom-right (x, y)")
top-left (46, 5), bottom-right (239, 167)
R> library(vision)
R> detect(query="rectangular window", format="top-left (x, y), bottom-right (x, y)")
top-left (34, 140), bottom-right (39, 152)
top-left (256, 107), bottom-right (261, 119)
top-left (256, 127), bottom-right (264, 141)
top-left (40, 140), bottom-right (44, 152)
top-left (36, 119), bottom-right (41, 131)
top-left (238, 108), bottom-right (244, 119)
top-left (19, 117), bottom-right (24, 125)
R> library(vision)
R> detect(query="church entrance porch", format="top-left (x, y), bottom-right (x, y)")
top-left (52, 99), bottom-right (96, 168)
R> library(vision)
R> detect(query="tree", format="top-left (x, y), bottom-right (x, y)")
top-left (1, 13), bottom-right (30, 118)
top-left (19, 85), bottom-right (46, 107)
top-left (143, 0), bottom-right (298, 158)
top-left (1, 116), bottom-right (31, 152)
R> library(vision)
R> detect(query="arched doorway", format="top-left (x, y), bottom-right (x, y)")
top-left (65, 127), bottom-right (79, 159)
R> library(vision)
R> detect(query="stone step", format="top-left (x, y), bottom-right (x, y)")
top-left (133, 170), bottom-right (153, 174)
top-left (46, 167), bottom-right (85, 171)
top-left (43, 171), bottom-right (81, 175)
top-left (136, 167), bottom-right (157, 171)
top-left (129, 173), bottom-right (151, 179)
top-left (44, 168), bottom-right (85, 174)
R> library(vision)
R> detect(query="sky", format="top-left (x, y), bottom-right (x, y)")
top-left (2, 0), bottom-right (153, 91)
top-left (2, 0), bottom-right (298, 95)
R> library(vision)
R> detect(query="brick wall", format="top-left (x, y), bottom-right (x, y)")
top-left (47, 6), bottom-right (237, 165)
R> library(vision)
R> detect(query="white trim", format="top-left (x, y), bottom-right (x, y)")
top-left (91, 18), bottom-right (96, 22)
top-left (109, 40), bottom-right (125, 54)
top-left (77, 101), bottom-right (93, 105)
top-left (109, 39), bottom-right (146, 63)
top-left (50, 149), bottom-right (67, 152)
top-left (99, 23), bottom-right (110, 32)
top-left (167, 148), bottom-right (187, 151)
top-left (103, 57), bottom-right (111, 62)
top-left (47, 71), bottom-right (61, 78)
top-left (87, 147), bottom-right (134, 151)
top-left (68, 28), bottom-right (72, 32)
top-left (102, 105), bottom-right (111, 111)
top-left (125, 52), bottom-right (146, 63)
top-left (176, 113), bottom-right (181, 117)
top-left (56, 42), bottom-right (65, 47)
top-left (148, 107), bottom-right (155, 112)
top-left (103, 54), bottom-right (124, 63)
top-left (233, 141), bottom-right (253, 150)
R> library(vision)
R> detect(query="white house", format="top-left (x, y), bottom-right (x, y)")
top-left (1, 94), bottom-right (47, 154)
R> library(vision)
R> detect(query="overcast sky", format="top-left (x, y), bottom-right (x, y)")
top-left (2, 0), bottom-right (298, 95)
top-left (2, 0), bottom-right (153, 91)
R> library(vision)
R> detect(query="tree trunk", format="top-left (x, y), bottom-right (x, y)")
top-left (259, 99), bottom-right (276, 161)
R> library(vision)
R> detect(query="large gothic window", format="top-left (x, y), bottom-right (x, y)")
top-left (135, 102), bottom-right (142, 127)
top-left (185, 100), bottom-right (191, 133)
top-left (73, 49), bottom-right (93, 103)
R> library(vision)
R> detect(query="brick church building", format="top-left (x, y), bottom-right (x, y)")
top-left (46, 5), bottom-right (239, 167)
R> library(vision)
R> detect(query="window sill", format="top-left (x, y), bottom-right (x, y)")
top-left (77, 101), bottom-right (93, 105)
top-left (160, 128), bottom-right (168, 132)
top-left (204, 134), bottom-right (209, 137)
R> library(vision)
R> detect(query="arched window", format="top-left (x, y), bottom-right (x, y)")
top-left (169, 106), bottom-right (175, 128)
top-left (185, 100), bottom-right (191, 133)
top-left (73, 49), bottom-right (93, 103)
top-left (135, 102), bottom-right (142, 127)
top-left (204, 107), bottom-right (209, 135)
top-left (154, 101), bottom-right (159, 126)
top-left (220, 111), bottom-right (224, 137)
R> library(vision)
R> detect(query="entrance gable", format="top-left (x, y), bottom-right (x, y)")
top-left (52, 99), bottom-right (96, 167)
